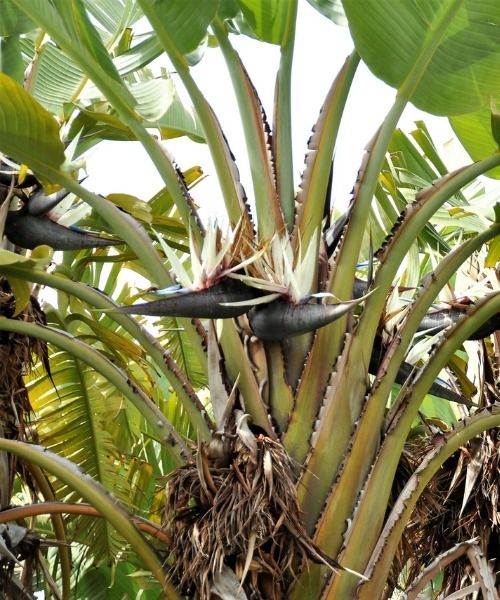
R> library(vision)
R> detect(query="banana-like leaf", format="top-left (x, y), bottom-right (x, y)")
top-left (16, 0), bottom-right (205, 243)
top-left (21, 39), bottom-right (205, 144)
top-left (131, 77), bottom-right (204, 141)
top-left (28, 348), bottom-right (135, 562)
top-left (343, 0), bottom-right (500, 115)
top-left (450, 106), bottom-right (500, 179)
top-left (0, 36), bottom-right (24, 82)
top-left (146, 0), bottom-right (217, 55)
top-left (84, 0), bottom-right (143, 35)
top-left (306, 0), bottom-right (347, 26)
top-left (48, 0), bottom-right (135, 104)
top-left (0, 0), bottom-right (34, 35)
top-left (233, 0), bottom-right (292, 44)
top-left (20, 0), bottom-right (143, 111)
top-left (21, 38), bottom-right (85, 115)
top-left (113, 33), bottom-right (163, 74)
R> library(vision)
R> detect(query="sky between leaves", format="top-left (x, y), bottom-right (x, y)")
top-left (83, 1), bottom-right (470, 225)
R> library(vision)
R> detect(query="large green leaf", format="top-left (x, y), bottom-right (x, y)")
top-left (0, 36), bottom-right (24, 82)
top-left (343, 0), bottom-right (500, 115)
top-left (129, 78), bottom-right (175, 121)
top-left (15, 0), bottom-right (136, 109)
top-left (0, 72), bottom-right (65, 172)
top-left (236, 0), bottom-right (291, 43)
top-left (450, 106), bottom-right (500, 178)
top-left (129, 78), bottom-right (205, 141)
top-left (147, 0), bottom-right (218, 55)
top-left (306, 0), bottom-right (347, 26)
top-left (0, 0), bottom-right (35, 35)
top-left (19, 36), bottom-right (204, 143)
top-left (50, 0), bottom-right (131, 94)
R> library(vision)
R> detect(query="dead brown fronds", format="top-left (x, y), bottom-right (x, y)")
top-left (0, 279), bottom-right (47, 514)
top-left (163, 425), bottom-right (342, 599)
top-left (0, 279), bottom-right (47, 440)
top-left (391, 428), bottom-right (500, 595)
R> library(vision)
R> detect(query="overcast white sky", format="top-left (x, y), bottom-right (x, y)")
top-left (85, 2), bottom-right (469, 220)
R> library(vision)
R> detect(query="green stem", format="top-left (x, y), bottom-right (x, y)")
top-left (299, 222), bottom-right (500, 576)
top-left (326, 292), bottom-right (500, 598)
top-left (355, 153), bottom-right (500, 379)
top-left (14, 0), bottom-right (203, 247)
top-left (333, 0), bottom-right (470, 348)
top-left (62, 175), bottom-right (170, 283)
top-left (273, 0), bottom-right (298, 231)
top-left (211, 17), bottom-right (283, 240)
top-left (30, 171), bottom-right (208, 379)
top-left (219, 320), bottom-right (274, 437)
top-left (288, 154), bottom-right (500, 518)
top-left (302, 160), bottom-right (500, 516)
top-left (329, 94), bottom-right (407, 302)
top-left (0, 438), bottom-right (180, 598)
top-left (295, 51), bottom-right (360, 253)
top-left (266, 342), bottom-right (294, 434)
top-left (283, 96), bottom-right (407, 466)
top-left (138, 0), bottom-right (247, 229)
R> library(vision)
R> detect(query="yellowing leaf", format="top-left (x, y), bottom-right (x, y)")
top-left (0, 73), bottom-right (65, 175)
top-left (485, 236), bottom-right (500, 267)
top-left (7, 276), bottom-right (31, 316)
top-left (107, 193), bottom-right (152, 224)
top-left (0, 248), bottom-right (50, 268)
top-left (30, 245), bottom-right (53, 262)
